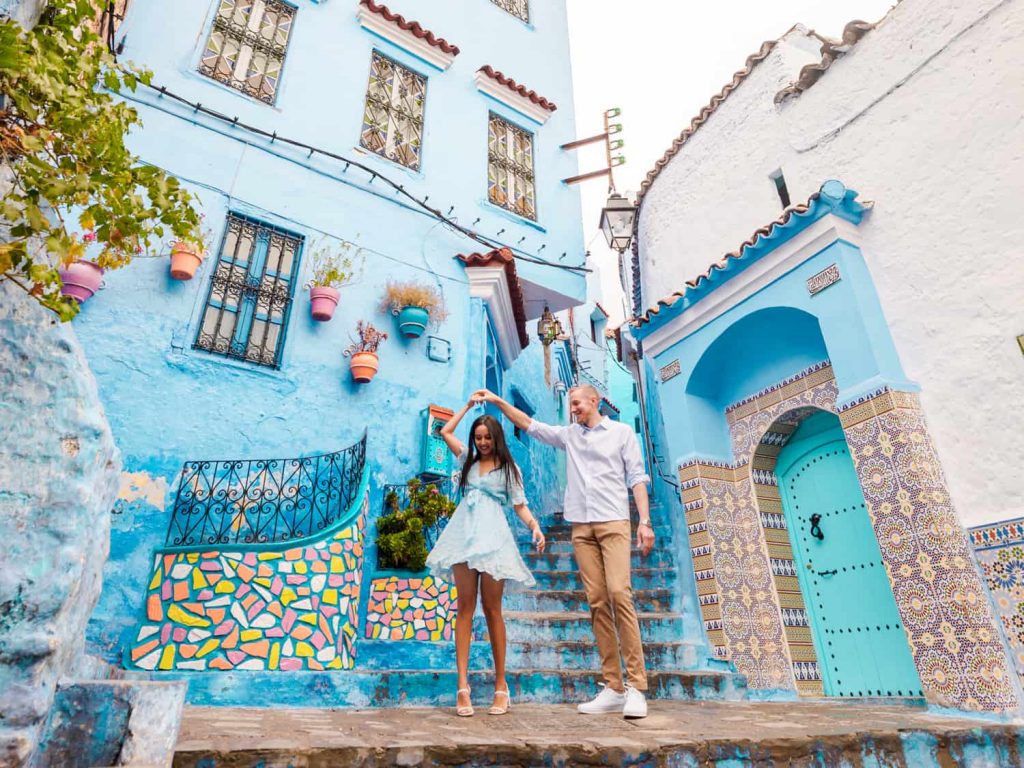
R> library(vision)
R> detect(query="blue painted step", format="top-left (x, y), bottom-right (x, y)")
top-left (523, 549), bottom-right (676, 570)
top-left (530, 566), bottom-right (676, 591)
top-left (128, 668), bottom-right (745, 708)
top-left (505, 587), bottom-right (675, 613)
top-left (507, 640), bottom-right (703, 670)
top-left (500, 611), bottom-right (688, 643)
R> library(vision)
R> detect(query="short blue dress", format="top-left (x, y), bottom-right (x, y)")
top-left (426, 450), bottom-right (535, 586)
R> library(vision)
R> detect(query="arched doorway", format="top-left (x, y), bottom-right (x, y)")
top-left (776, 410), bottom-right (923, 698)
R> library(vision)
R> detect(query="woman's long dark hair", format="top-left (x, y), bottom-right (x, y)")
top-left (459, 414), bottom-right (522, 497)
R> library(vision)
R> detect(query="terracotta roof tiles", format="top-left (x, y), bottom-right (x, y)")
top-left (359, 0), bottom-right (461, 56)
top-left (456, 248), bottom-right (530, 349)
top-left (774, 20), bottom-right (875, 103)
top-left (477, 66), bottom-right (557, 112)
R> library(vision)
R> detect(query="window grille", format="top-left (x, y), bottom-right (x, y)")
top-left (198, 0), bottom-right (295, 105)
top-left (488, 113), bottom-right (536, 220)
top-left (490, 0), bottom-right (529, 22)
top-left (194, 214), bottom-right (302, 369)
top-left (360, 51), bottom-right (427, 170)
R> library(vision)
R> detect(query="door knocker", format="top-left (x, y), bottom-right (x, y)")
top-left (809, 513), bottom-right (824, 541)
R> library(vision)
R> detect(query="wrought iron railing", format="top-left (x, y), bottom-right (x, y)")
top-left (165, 432), bottom-right (367, 549)
top-left (378, 478), bottom-right (460, 563)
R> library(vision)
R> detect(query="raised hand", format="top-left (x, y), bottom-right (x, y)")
top-left (472, 388), bottom-right (499, 403)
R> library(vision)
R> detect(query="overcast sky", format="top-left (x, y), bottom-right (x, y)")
top-left (564, 0), bottom-right (897, 323)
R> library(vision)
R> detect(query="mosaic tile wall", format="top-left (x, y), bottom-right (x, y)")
top-left (751, 425), bottom-right (824, 697)
top-left (970, 517), bottom-right (1024, 687)
top-left (365, 575), bottom-right (457, 641)
top-left (126, 496), bottom-right (367, 672)
top-left (841, 392), bottom-right (1020, 711)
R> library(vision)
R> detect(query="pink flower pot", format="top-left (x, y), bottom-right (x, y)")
top-left (310, 286), bottom-right (340, 321)
top-left (169, 241), bottom-right (204, 280)
top-left (58, 261), bottom-right (104, 304)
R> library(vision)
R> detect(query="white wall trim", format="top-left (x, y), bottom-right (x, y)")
top-left (642, 214), bottom-right (862, 358)
top-left (356, 5), bottom-right (457, 71)
top-left (466, 265), bottom-right (523, 365)
top-left (473, 71), bottom-right (552, 125)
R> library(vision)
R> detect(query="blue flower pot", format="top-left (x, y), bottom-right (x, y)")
top-left (397, 305), bottom-right (429, 339)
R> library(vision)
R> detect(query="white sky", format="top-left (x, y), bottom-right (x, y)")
top-left (565, 0), bottom-right (897, 323)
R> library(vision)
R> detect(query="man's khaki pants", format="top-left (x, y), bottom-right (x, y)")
top-left (571, 519), bottom-right (648, 692)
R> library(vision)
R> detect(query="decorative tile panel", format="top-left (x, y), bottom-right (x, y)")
top-left (365, 576), bottom-right (457, 641)
top-left (970, 517), bottom-right (1024, 687)
top-left (842, 394), bottom-right (1019, 711)
top-left (127, 496), bottom-right (367, 672)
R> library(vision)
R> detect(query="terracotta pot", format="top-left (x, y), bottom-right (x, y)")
top-left (169, 241), bottom-right (204, 280)
top-left (349, 351), bottom-right (380, 383)
top-left (309, 286), bottom-right (341, 321)
top-left (397, 305), bottom-right (429, 338)
top-left (58, 260), bottom-right (104, 304)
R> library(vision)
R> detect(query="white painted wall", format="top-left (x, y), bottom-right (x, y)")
top-left (637, 0), bottom-right (1024, 527)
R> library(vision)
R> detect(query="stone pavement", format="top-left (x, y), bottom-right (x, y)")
top-left (173, 701), bottom-right (1024, 767)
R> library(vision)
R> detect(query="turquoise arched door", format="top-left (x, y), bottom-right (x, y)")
top-left (776, 411), bottom-right (923, 698)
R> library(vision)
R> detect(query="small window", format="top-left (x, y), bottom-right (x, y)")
top-left (590, 318), bottom-right (597, 343)
top-left (360, 51), bottom-right (427, 170)
top-left (194, 214), bottom-right (302, 369)
top-left (488, 113), bottom-right (536, 221)
top-left (770, 169), bottom-right (791, 209)
top-left (490, 0), bottom-right (529, 22)
top-left (634, 416), bottom-right (641, 433)
top-left (198, 0), bottom-right (295, 105)
top-left (632, 383), bottom-right (638, 402)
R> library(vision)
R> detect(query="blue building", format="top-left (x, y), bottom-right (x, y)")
top-left (72, 0), bottom-right (595, 702)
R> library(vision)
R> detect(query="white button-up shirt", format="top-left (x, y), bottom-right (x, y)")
top-left (527, 416), bottom-right (650, 524)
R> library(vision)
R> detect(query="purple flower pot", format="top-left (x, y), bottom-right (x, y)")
top-left (309, 286), bottom-right (341, 321)
top-left (58, 261), bottom-right (104, 304)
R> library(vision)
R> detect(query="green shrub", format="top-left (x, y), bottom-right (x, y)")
top-left (376, 478), bottom-right (456, 571)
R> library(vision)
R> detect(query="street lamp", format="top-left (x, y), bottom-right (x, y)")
top-left (599, 192), bottom-right (637, 254)
top-left (537, 305), bottom-right (563, 346)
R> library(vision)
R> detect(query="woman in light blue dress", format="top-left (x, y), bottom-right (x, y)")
top-left (426, 396), bottom-right (545, 718)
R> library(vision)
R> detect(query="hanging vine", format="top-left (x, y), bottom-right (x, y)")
top-left (0, 0), bottom-right (200, 319)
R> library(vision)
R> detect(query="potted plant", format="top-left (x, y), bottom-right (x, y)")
top-left (379, 280), bottom-right (449, 339)
top-left (344, 320), bottom-right (388, 383)
top-left (58, 231), bottom-right (103, 304)
top-left (168, 214), bottom-right (211, 281)
top-left (308, 240), bottom-right (357, 322)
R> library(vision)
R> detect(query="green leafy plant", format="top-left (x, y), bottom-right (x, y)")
top-left (379, 280), bottom-right (449, 327)
top-left (0, 0), bottom-right (201, 320)
top-left (376, 478), bottom-right (457, 571)
top-left (310, 238), bottom-right (360, 289)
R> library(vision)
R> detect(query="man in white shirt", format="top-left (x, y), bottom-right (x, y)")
top-left (474, 384), bottom-right (654, 718)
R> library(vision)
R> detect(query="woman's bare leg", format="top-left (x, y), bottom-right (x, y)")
top-left (480, 572), bottom-right (508, 705)
top-left (452, 563), bottom-right (479, 710)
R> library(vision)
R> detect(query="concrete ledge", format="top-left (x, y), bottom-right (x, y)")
top-left (172, 700), bottom-right (1024, 767)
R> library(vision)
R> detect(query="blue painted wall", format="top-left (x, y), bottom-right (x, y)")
top-left (73, 0), bottom-right (585, 668)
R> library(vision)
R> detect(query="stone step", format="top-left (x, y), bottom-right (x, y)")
top-left (501, 611), bottom-right (688, 643)
top-left (523, 549), bottom-right (676, 570)
top-left (133, 668), bottom-right (745, 709)
top-left (172, 701), bottom-right (1024, 768)
top-left (507, 640), bottom-right (702, 670)
top-left (529, 566), bottom-right (676, 591)
top-left (506, 587), bottom-right (675, 614)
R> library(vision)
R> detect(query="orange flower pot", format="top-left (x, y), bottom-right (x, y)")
top-left (169, 241), bottom-right (204, 280)
top-left (349, 351), bottom-right (380, 383)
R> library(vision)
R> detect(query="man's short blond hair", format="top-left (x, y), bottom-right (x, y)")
top-left (568, 384), bottom-right (600, 400)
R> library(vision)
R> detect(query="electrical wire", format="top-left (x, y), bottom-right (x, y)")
top-left (132, 81), bottom-right (591, 275)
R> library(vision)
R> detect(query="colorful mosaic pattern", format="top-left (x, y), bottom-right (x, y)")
top-left (365, 576), bottom-right (457, 641)
top-left (970, 518), bottom-right (1024, 686)
top-left (841, 393), bottom-right (1019, 711)
top-left (127, 496), bottom-right (367, 672)
top-left (680, 461), bottom-right (794, 689)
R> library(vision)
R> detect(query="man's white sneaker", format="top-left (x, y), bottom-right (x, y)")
top-left (622, 686), bottom-right (647, 719)
top-left (577, 684), bottom-right (626, 714)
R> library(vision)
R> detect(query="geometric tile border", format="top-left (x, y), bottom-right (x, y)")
top-left (969, 516), bottom-right (1024, 688)
top-left (842, 396), bottom-right (1020, 711)
top-left (364, 575), bottom-right (457, 641)
top-left (679, 361), bottom-right (1021, 711)
top-left (126, 495), bottom-right (367, 672)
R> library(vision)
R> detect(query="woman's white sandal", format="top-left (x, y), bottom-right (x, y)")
top-left (456, 687), bottom-right (474, 717)
top-left (488, 688), bottom-right (511, 715)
